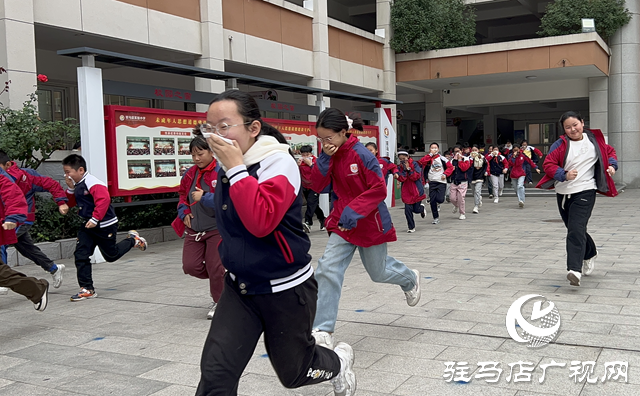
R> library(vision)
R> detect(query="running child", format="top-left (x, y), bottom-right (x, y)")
top-left (469, 145), bottom-right (487, 214)
top-left (62, 154), bottom-right (147, 302)
top-left (487, 147), bottom-right (509, 203)
top-left (418, 143), bottom-right (448, 224)
top-left (195, 90), bottom-right (355, 396)
top-left (508, 146), bottom-right (540, 208)
top-left (396, 151), bottom-right (426, 233)
top-left (446, 145), bottom-right (471, 220)
top-left (0, 151), bottom-right (68, 288)
top-left (308, 108), bottom-right (421, 351)
top-left (173, 136), bottom-right (225, 320)
top-left (298, 145), bottom-right (326, 232)
top-left (521, 140), bottom-right (543, 184)
top-left (366, 142), bottom-right (397, 186)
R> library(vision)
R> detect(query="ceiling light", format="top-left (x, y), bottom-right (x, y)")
top-left (526, 76), bottom-right (537, 80)
top-left (450, 82), bottom-right (460, 86)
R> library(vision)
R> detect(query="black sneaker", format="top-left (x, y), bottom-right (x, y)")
top-left (302, 222), bottom-right (311, 233)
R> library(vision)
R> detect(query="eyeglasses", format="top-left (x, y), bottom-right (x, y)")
top-left (199, 122), bottom-right (251, 137)
top-left (316, 135), bottom-right (335, 143)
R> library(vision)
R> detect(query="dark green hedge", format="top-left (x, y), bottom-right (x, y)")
top-left (539, 0), bottom-right (632, 40)
top-left (390, 0), bottom-right (476, 53)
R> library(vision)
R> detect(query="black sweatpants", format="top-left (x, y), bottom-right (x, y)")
top-left (428, 182), bottom-right (447, 219)
top-left (75, 223), bottom-right (135, 290)
top-left (14, 224), bottom-right (56, 273)
top-left (196, 274), bottom-right (340, 396)
top-left (556, 189), bottom-right (597, 272)
top-left (404, 202), bottom-right (424, 230)
top-left (303, 188), bottom-right (325, 226)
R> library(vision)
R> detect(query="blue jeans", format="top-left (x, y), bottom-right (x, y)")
top-left (313, 233), bottom-right (418, 332)
top-left (512, 176), bottom-right (526, 202)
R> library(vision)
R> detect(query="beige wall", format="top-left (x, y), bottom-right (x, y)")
top-left (222, 0), bottom-right (313, 51)
top-left (116, 0), bottom-right (201, 21)
top-left (328, 26), bottom-right (383, 69)
top-left (397, 42), bottom-right (609, 82)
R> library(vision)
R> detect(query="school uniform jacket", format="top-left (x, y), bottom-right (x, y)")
top-left (396, 158), bottom-right (426, 204)
top-left (444, 156), bottom-right (471, 185)
top-left (470, 156), bottom-right (488, 181)
top-left (298, 155), bottom-right (317, 190)
top-left (376, 155), bottom-right (397, 186)
top-left (0, 169), bottom-right (27, 245)
top-left (6, 162), bottom-right (67, 223)
top-left (172, 161), bottom-right (220, 236)
top-left (487, 154), bottom-right (509, 176)
top-left (211, 136), bottom-right (312, 295)
top-left (309, 135), bottom-right (396, 248)
top-left (66, 173), bottom-right (118, 228)
top-left (536, 129), bottom-right (618, 197)
top-left (508, 153), bottom-right (538, 179)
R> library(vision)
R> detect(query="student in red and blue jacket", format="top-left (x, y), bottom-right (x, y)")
top-left (172, 136), bottom-right (224, 320)
top-left (445, 145), bottom-right (471, 220)
top-left (308, 108), bottom-right (421, 351)
top-left (487, 147), bottom-right (509, 202)
top-left (508, 146), bottom-right (540, 208)
top-left (62, 154), bottom-right (147, 302)
top-left (0, 151), bottom-right (68, 288)
top-left (0, 170), bottom-right (49, 311)
top-left (298, 145), bottom-right (326, 232)
top-left (537, 111), bottom-right (618, 287)
top-left (365, 142), bottom-right (397, 186)
top-left (396, 151), bottom-right (426, 232)
top-left (195, 91), bottom-right (355, 396)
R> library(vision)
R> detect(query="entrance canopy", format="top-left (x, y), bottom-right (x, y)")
top-left (58, 47), bottom-right (402, 105)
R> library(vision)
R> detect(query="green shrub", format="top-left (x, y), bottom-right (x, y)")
top-left (390, 0), bottom-right (476, 53)
top-left (30, 195), bottom-right (84, 242)
top-left (30, 194), bottom-right (178, 243)
top-left (538, 0), bottom-right (632, 40)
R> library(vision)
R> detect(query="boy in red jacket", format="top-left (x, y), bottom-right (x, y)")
top-left (396, 151), bottom-right (426, 232)
top-left (308, 109), bottom-right (421, 351)
top-left (298, 145), bottom-right (326, 232)
top-left (0, 168), bottom-right (49, 310)
top-left (0, 151), bottom-right (68, 288)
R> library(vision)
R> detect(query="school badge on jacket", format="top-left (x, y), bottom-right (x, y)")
top-left (350, 163), bottom-right (358, 174)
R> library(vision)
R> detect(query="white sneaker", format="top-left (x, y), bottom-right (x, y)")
top-left (499, 189), bottom-right (503, 196)
top-left (0, 287), bottom-right (8, 295)
top-left (312, 329), bottom-right (335, 350)
top-left (567, 270), bottom-right (581, 286)
top-left (34, 282), bottom-right (49, 312)
top-left (494, 197), bottom-right (499, 203)
top-left (583, 251), bottom-right (598, 276)
top-left (404, 269), bottom-right (421, 306)
top-left (432, 218), bottom-right (440, 224)
top-left (407, 228), bottom-right (416, 233)
top-left (452, 206), bottom-right (458, 214)
top-left (437, 204), bottom-right (441, 212)
top-left (51, 264), bottom-right (65, 289)
top-left (472, 206), bottom-right (479, 214)
top-left (331, 342), bottom-right (356, 396)
top-left (207, 302), bottom-right (217, 320)
top-left (459, 214), bottom-right (466, 220)
top-left (479, 200), bottom-right (483, 207)
top-left (489, 194), bottom-right (494, 199)
top-left (519, 201), bottom-right (524, 208)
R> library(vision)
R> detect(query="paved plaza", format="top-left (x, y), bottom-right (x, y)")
top-left (1, 189), bottom-right (639, 396)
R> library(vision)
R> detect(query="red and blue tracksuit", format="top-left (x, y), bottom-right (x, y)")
top-left (3, 162), bottom-right (68, 273)
top-left (0, 169), bottom-right (28, 263)
top-left (376, 155), bottom-right (397, 186)
top-left (397, 158), bottom-right (425, 230)
top-left (308, 135), bottom-right (396, 247)
top-left (299, 156), bottom-right (326, 227)
top-left (66, 173), bottom-right (135, 290)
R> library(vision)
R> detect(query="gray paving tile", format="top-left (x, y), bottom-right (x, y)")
top-left (58, 372), bottom-right (168, 396)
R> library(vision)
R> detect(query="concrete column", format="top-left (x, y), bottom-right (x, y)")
top-left (377, 0), bottom-right (396, 128)
top-left (195, 0), bottom-right (226, 112)
top-left (589, 77), bottom-right (608, 135)
top-left (0, 0), bottom-right (37, 109)
top-left (424, 91), bottom-right (447, 150)
top-left (307, 0), bottom-right (331, 117)
top-left (608, 2), bottom-right (640, 187)
top-left (483, 109), bottom-right (496, 147)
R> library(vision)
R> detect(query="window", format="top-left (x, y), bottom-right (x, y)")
top-left (37, 88), bottom-right (67, 122)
